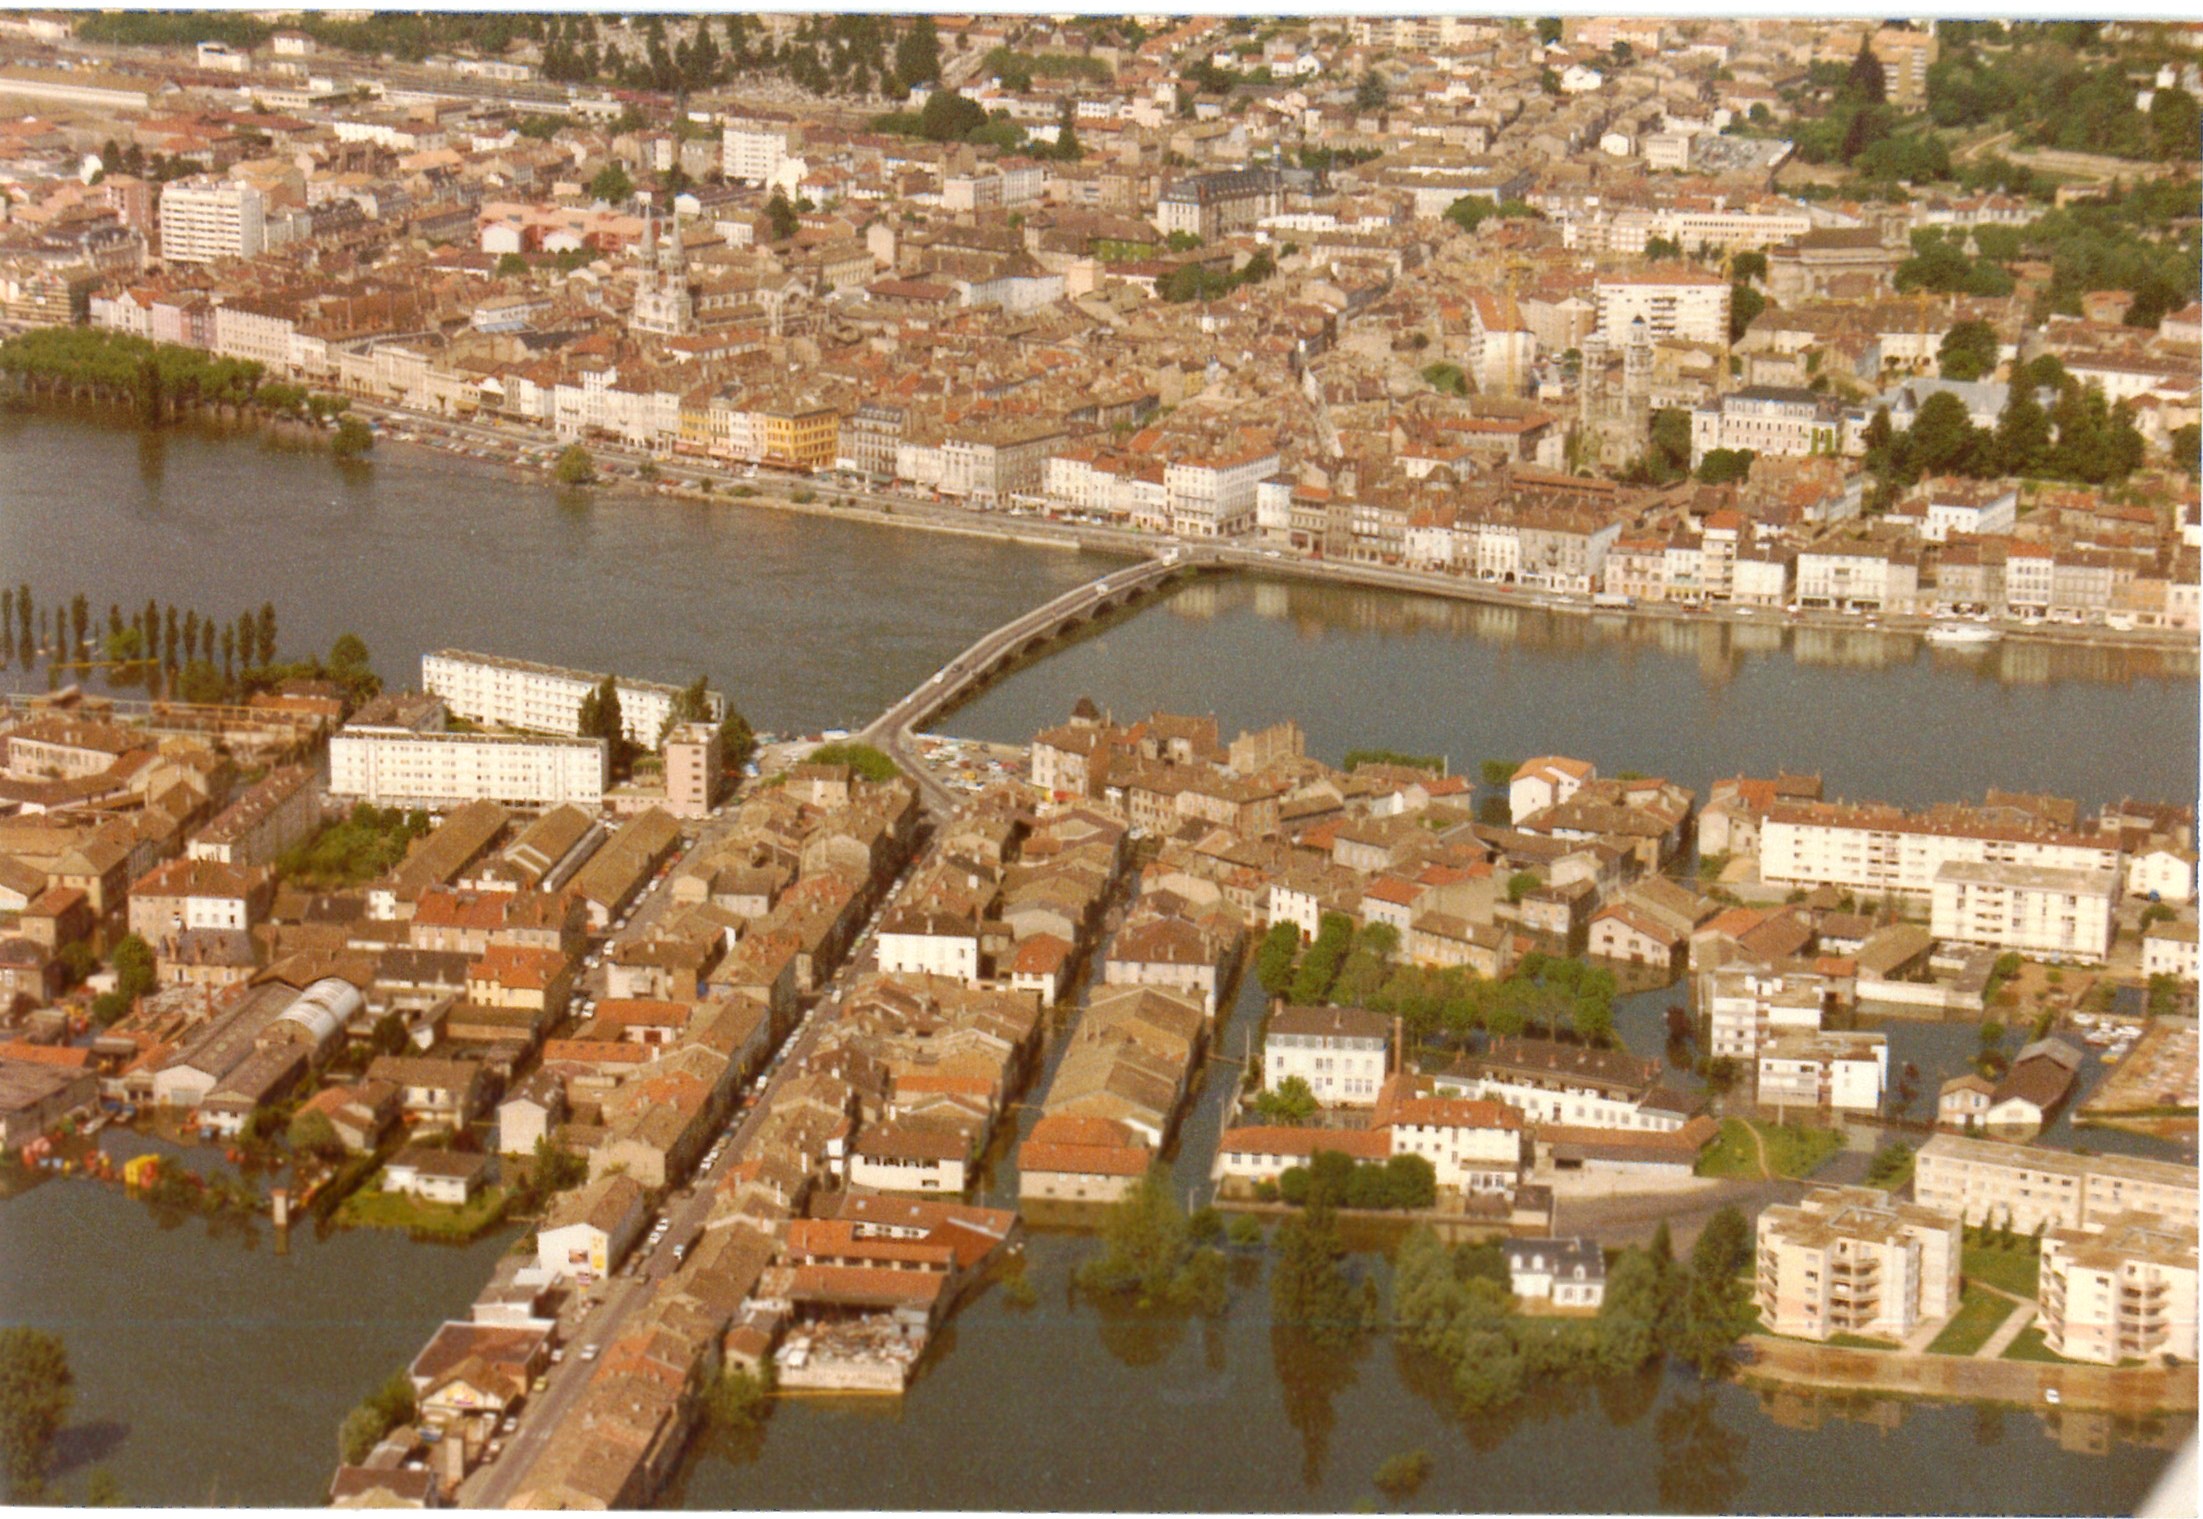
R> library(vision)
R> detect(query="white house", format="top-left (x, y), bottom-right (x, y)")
top-left (535, 1173), bottom-right (647, 1284)
top-left (1506, 1237), bottom-right (1606, 1307)
top-left (1930, 861), bottom-right (2121, 964)
top-left (875, 910), bottom-right (983, 984)
top-left (1510, 755), bottom-right (1596, 824)
top-left (382, 1146), bottom-right (492, 1206)
top-left (1757, 1030), bottom-right (1887, 1112)
top-left (1264, 1003), bottom-right (1391, 1106)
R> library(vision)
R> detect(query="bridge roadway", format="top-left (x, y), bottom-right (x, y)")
top-left (855, 553), bottom-right (1196, 815)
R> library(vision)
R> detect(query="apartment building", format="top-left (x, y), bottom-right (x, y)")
top-left (1155, 167), bottom-right (1284, 242)
top-left (1441, 1036), bottom-right (1695, 1133)
top-left (1704, 966), bottom-right (1834, 1061)
top-left (721, 114), bottom-right (794, 185)
top-left (421, 651), bottom-right (718, 747)
top-left (1264, 1004), bottom-right (1391, 1107)
top-left (1929, 860), bottom-right (2121, 964)
top-left (940, 420), bottom-right (1066, 503)
top-left (1165, 448), bottom-right (1277, 538)
top-left (1869, 27), bottom-right (1939, 111)
top-left (1689, 385), bottom-right (1841, 465)
top-left (1755, 1184), bottom-right (1961, 1343)
top-left (1760, 802), bottom-right (2123, 900)
top-left (1913, 1134), bottom-right (2199, 1234)
top-left (2039, 1212), bottom-right (2198, 1366)
top-left (158, 176), bottom-right (266, 264)
top-left (1592, 267), bottom-right (1731, 345)
top-left (1756, 1030), bottom-right (1887, 1112)
top-left (662, 723), bottom-right (721, 821)
top-left (186, 764), bottom-right (320, 869)
top-left (331, 726), bottom-right (608, 809)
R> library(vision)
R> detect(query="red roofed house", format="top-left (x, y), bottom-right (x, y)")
top-left (1017, 1113), bottom-right (1153, 1203)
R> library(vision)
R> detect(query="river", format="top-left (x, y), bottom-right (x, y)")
top-left (1, 409), bottom-right (2195, 1508)
top-left (0, 1145), bottom-right (518, 1506)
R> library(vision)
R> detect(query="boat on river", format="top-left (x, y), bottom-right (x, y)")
top-left (1925, 622), bottom-right (2002, 648)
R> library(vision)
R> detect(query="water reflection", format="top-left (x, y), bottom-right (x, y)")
top-left (1653, 1386), bottom-right (1750, 1514)
top-left (1271, 1326), bottom-right (1368, 1486)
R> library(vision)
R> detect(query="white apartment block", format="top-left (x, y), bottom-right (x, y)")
top-left (1165, 449), bottom-right (1276, 538)
top-left (721, 116), bottom-right (791, 185)
top-left (421, 650), bottom-right (718, 747)
top-left (159, 177), bottom-right (266, 264)
top-left (1757, 1030), bottom-right (1887, 1112)
top-left (2040, 1213), bottom-right (2198, 1366)
top-left (1264, 1004), bottom-right (1390, 1106)
top-left (1704, 966), bottom-right (1831, 1061)
top-left (1592, 270), bottom-right (1731, 345)
top-left (1760, 803), bottom-right (2123, 900)
top-left (331, 727), bottom-right (608, 809)
top-left (1912, 1134), bottom-right (2199, 1235)
top-left (1755, 1185), bottom-right (1960, 1343)
top-left (210, 300), bottom-right (297, 370)
top-left (1929, 861), bottom-right (2120, 964)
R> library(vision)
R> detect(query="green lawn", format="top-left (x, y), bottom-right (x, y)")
top-left (1696, 1119), bottom-right (1763, 1178)
top-left (1963, 1238), bottom-right (2042, 1299)
top-left (2001, 1324), bottom-right (2075, 1365)
top-left (1827, 1332), bottom-right (1902, 1351)
top-left (1695, 1119), bottom-right (1843, 1180)
top-left (1760, 1122), bottom-right (1843, 1179)
top-left (338, 1181), bottom-right (510, 1241)
top-left (1926, 1286), bottom-right (2018, 1356)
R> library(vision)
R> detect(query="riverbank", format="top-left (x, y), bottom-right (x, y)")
top-left (1741, 1333), bottom-right (2200, 1417)
top-left (345, 397), bottom-right (2203, 658)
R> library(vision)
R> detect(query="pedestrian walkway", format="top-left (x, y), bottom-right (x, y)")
top-left (1976, 1302), bottom-right (2039, 1360)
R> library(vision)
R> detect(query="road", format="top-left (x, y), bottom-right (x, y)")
top-left (463, 821), bottom-right (930, 1509)
top-left (855, 557), bottom-right (1183, 814)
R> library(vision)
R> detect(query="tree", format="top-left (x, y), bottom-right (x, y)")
top-left (1938, 319), bottom-right (2000, 382)
top-left (1695, 447), bottom-right (1756, 485)
top-left (765, 188), bottom-right (801, 242)
top-left (577, 674), bottom-right (625, 748)
top-left (1729, 282), bottom-right (1765, 344)
top-left (256, 602), bottom-right (278, 667)
top-left (1354, 71), bottom-right (1389, 113)
top-left (1505, 870), bottom-right (1541, 904)
top-left (332, 415), bottom-right (374, 458)
top-left (1535, 17), bottom-right (1563, 45)
top-left (918, 87), bottom-right (988, 142)
top-left (69, 593), bottom-right (88, 658)
top-left (0, 1327), bottom-right (72, 1499)
top-left (495, 251), bottom-right (530, 279)
top-left (1594, 1247), bottom-right (1667, 1373)
top-left (554, 444), bottom-right (597, 486)
top-left (110, 933), bottom-right (156, 1007)
top-left (1271, 1201), bottom-right (1375, 1344)
top-left (1646, 407), bottom-right (1693, 483)
top-left (1845, 38), bottom-right (1887, 106)
top-left (1252, 1074), bottom-right (1320, 1126)
top-left (587, 161), bottom-right (634, 204)
top-left (1075, 1166), bottom-right (1226, 1313)
top-left (330, 633), bottom-right (370, 674)
top-left (1994, 378), bottom-right (2051, 477)
top-left (1907, 390), bottom-right (1984, 476)
top-left (1256, 920), bottom-right (1301, 996)
top-left (530, 1133), bottom-right (588, 1196)
top-left (288, 1107), bottom-right (343, 1159)
top-left (894, 15), bottom-right (940, 90)
top-left (1691, 1205), bottom-right (1752, 1282)
top-left (1730, 250), bottom-right (1767, 284)
top-left (2148, 87), bottom-right (2199, 163)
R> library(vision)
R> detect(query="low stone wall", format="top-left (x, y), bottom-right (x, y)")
top-left (1741, 1335), bottom-right (2199, 1415)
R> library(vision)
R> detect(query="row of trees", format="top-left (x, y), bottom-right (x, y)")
top-left (0, 331), bottom-right (364, 447)
top-left (1257, 918), bottom-right (1621, 1048)
top-left (5, 586), bottom-right (279, 676)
